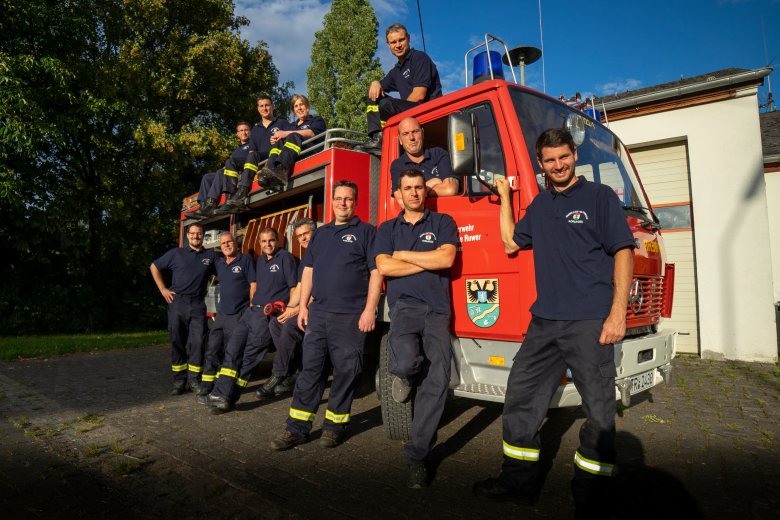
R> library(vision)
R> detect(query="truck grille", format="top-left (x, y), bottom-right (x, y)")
top-left (627, 276), bottom-right (664, 320)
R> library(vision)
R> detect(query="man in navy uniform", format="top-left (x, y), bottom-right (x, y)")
top-left (205, 227), bottom-right (298, 413)
top-left (256, 217), bottom-right (316, 399)
top-left (374, 169), bottom-right (458, 489)
top-left (473, 129), bottom-right (634, 517)
top-left (196, 232), bottom-right (255, 400)
top-left (358, 24), bottom-right (442, 153)
top-left (390, 117), bottom-right (458, 208)
top-left (270, 181), bottom-right (382, 450)
top-left (150, 222), bottom-right (217, 395)
top-left (258, 94), bottom-right (326, 189)
top-left (221, 94), bottom-right (290, 211)
top-left (193, 121), bottom-right (251, 217)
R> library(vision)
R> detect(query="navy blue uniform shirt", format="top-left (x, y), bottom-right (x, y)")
top-left (294, 115), bottom-right (327, 149)
top-left (374, 209), bottom-right (458, 315)
top-left (303, 217), bottom-right (376, 314)
top-left (249, 117), bottom-right (289, 157)
top-left (252, 248), bottom-right (298, 307)
top-left (380, 49), bottom-right (442, 102)
top-left (512, 176), bottom-right (635, 320)
top-left (215, 252), bottom-right (255, 315)
top-left (153, 247), bottom-right (217, 298)
top-left (390, 147), bottom-right (456, 191)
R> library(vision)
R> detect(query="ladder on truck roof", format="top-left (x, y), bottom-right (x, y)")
top-left (242, 201), bottom-right (312, 260)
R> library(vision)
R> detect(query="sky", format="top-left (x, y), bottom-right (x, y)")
top-left (235, 0), bottom-right (780, 111)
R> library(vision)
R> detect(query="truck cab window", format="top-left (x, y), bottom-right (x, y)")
top-left (466, 103), bottom-right (506, 196)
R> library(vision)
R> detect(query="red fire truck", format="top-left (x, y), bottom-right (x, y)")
top-left (180, 37), bottom-right (676, 440)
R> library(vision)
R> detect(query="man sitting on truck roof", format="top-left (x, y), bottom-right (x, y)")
top-left (192, 121), bottom-right (251, 217)
top-left (219, 94), bottom-right (290, 212)
top-left (390, 117), bottom-right (458, 208)
top-left (257, 94), bottom-right (327, 190)
top-left (474, 128), bottom-right (635, 516)
top-left (356, 23), bottom-right (442, 153)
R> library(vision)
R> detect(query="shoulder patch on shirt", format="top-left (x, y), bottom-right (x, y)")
top-left (566, 210), bottom-right (589, 224)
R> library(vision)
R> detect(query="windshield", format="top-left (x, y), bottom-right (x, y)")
top-left (509, 87), bottom-right (653, 217)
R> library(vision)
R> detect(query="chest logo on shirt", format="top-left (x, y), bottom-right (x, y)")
top-left (231, 265), bottom-right (242, 274)
top-left (466, 278), bottom-right (500, 328)
top-left (565, 210), bottom-right (589, 224)
top-left (269, 264), bottom-right (280, 272)
top-left (341, 234), bottom-right (357, 243)
top-left (419, 232), bottom-right (436, 244)
top-left (271, 127), bottom-right (280, 134)
top-left (201, 258), bottom-right (212, 266)
top-left (402, 68), bottom-right (411, 79)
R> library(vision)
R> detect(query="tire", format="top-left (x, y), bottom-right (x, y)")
top-left (377, 327), bottom-right (413, 441)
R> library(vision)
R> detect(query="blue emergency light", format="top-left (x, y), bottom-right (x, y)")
top-left (473, 51), bottom-right (504, 85)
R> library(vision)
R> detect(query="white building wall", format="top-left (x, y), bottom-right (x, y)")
top-left (765, 170), bottom-right (780, 304)
top-left (607, 91), bottom-right (777, 361)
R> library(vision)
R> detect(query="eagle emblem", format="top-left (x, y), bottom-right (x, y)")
top-left (466, 278), bottom-right (500, 328)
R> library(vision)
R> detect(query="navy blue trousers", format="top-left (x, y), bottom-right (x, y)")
top-left (388, 298), bottom-right (451, 463)
top-left (211, 307), bottom-right (273, 403)
top-left (286, 310), bottom-right (365, 436)
top-left (269, 316), bottom-right (303, 377)
top-left (499, 317), bottom-right (617, 505)
top-left (167, 294), bottom-right (207, 385)
top-left (200, 310), bottom-right (243, 392)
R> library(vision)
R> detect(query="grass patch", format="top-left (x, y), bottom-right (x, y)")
top-left (84, 444), bottom-right (104, 457)
top-left (11, 416), bottom-right (30, 429)
top-left (76, 413), bottom-right (105, 432)
top-left (110, 439), bottom-right (127, 455)
top-left (0, 330), bottom-right (168, 360)
top-left (642, 414), bottom-right (672, 424)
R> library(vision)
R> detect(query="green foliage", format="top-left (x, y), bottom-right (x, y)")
top-left (306, 0), bottom-right (384, 131)
top-left (0, 0), bottom-right (287, 334)
top-left (0, 330), bottom-right (168, 359)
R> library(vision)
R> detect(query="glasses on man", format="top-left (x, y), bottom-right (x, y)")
top-left (295, 230), bottom-right (313, 239)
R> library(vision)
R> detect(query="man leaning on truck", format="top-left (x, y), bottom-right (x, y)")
top-left (474, 128), bottom-right (635, 517)
top-left (374, 169), bottom-right (458, 490)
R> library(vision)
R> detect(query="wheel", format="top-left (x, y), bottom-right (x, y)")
top-left (377, 327), bottom-right (413, 441)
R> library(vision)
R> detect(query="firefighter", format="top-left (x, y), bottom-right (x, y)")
top-left (374, 169), bottom-right (458, 489)
top-left (204, 227), bottom-right (298, 414)
top-left (357, 24), bottom-right (442, 153)
top-left (390, 117), bottom-right (458, 209)
top-left (256, 217), bottom-right (317, 398)
top-left (193, 121), bottom-right (251, 217)
top-left (473, 129), bottom-right (634, 516)
top-left (196, 232), bottom-right (255, 401)
top-left (258, 94), bottom-right (326, 189)
top-left (150, 222), bottom-right (217, 395)
top-left (270, 181), bottom-right (382, 450)
top-left (220, 94), bottom-right (290, 212)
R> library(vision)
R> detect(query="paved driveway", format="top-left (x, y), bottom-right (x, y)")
top-left (0, 346), bottom-right (777, 519)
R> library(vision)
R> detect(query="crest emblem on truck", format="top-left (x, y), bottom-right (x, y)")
top-left (629, 279), bottom-right (644, 314)
top-left (466, 278), bottom-right (500, 328)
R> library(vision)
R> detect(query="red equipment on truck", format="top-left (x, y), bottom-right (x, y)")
top-left (180, 35), bottom-right (676, 440)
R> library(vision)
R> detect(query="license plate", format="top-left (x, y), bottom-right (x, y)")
top-left (630, 370), bottom-right (655, 395)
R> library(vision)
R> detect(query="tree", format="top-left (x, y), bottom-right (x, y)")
top-left (306, 0), bottom-right (384, 131)
top-left (0, 0), bottom-right (289, 334)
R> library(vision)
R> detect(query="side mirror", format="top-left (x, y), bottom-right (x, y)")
top-left (448, 112), bottom-right (477, 176)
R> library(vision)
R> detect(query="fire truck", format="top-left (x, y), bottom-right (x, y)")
top-left (179, 36), bottom-right (676, 440)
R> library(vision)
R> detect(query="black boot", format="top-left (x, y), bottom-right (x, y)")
top-left (255, 374), bottom-right (286, 399)
top-left (219, 185), bottom-right (249, 212)
top-left (355, 133), bottom-right (382, 153)
top-left (194, 198), bottom-right (216, 218)
top-left (258, 165), bottom-right (289, 190)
